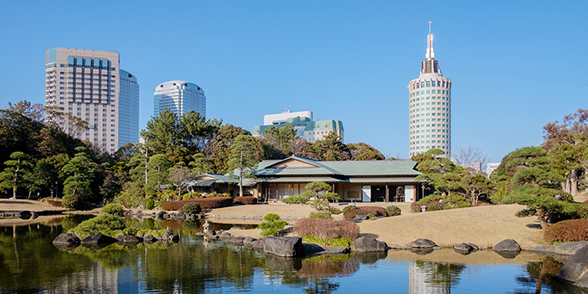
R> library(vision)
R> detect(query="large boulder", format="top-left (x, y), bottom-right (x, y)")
top-left (454, 243), bottom-right (473, 252)
top-left (52, 233), bottom-right (81, 246)
top-left (493, 239), bottom-right (521, 252)
top-left (81, 233), bottom-right (117, 245)
top-left (558, 245), bottom-right (588, 284)
top-left (410, 238), bottom-right (437, 248)
top-left (159, 232), bottom-right (180, 242)
top-left (219, 232), bottom-right (232, 240)
top-left (554, 241), bottom-right (588, 256)
top-left (250, 238), bottom-right (265, 249)
top-left (224, 237), bottom-right (246, 244)
top-left (123, 235), bottom-right (142, 243)
top-left (350, 237), bottom-right (388, 252)
top-left (263, 236), bottom-right (303, 257)
top-left (143, 234), bottom-right (157, 243)
top-left (243, 236), bottom-right (256, 246)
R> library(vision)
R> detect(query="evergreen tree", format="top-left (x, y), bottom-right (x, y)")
top-left (227, 135), bottom-right (258, 197)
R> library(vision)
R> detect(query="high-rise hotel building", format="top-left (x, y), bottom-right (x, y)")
top-left (153, 80), bottom-right (206, 118)
top-left (45, 48), bottom-right (139, 153)
top-left (407, 23), bottom-right (452, 158)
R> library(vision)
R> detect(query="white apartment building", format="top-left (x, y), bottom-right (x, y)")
top-left (45, 48), bottom-right (139, 154)
top-left (407, 23), bottom-right (452, 158)
top-left (153, 80), bottom-right (206, 118)
top-left (252, 110), bottom-right (344, 142)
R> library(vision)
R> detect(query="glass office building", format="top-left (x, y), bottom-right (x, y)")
top-left (153, 80), bottom-right (206, 118)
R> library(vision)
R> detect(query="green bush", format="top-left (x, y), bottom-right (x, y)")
top-left (426, 202), bottom-right (444, 211)
top-left (259, 213), bottom-right (288, 236)
top-left (342, 205), bottom-right (358, 214)
top-left (385, 205), bottom-right (401, 216)
top-left (146, 199), bottom-right (155, 210)
top-left (309, 212), bottom-right (333, 219)
top-left (417, 194), bottom-right (443, 205)
top-left (158, 189), bottom-right (178, 202)
top-left (282, 195), bottom-right (310, 204)
top-left (204, 193), bottom-right (231, 198)
top-left (330, 207), bottom-right (342, 215)
top-left (69, 214), bottom-right (126, 239)
top-left (62, 194), bottom-right (84, 210)
top-left (544, 219), bottom-right (588, 243)
top-left (101, 203), bottom-right (124, 215)
top-left (182, 202), bottom-right (202, 214)
top-left (443, 195), bottom-right (471, 208)
top-left (182, 192), bottom-right (202, 200)
top-left (302, 235), bottom-right (354, 247)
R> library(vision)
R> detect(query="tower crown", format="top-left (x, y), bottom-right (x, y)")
top-left (421, 21), bottom-right (441, 75)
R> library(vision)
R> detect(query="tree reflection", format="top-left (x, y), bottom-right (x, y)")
top-left (515, 257), bottom-right (587, 294)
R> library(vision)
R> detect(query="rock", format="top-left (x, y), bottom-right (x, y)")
top-left (410, 238), bottom-right (437, 248)
top-left (52, 233), bottom-right (81, 246)
top-left (243, 236), bottom-right (256, 246)
top-left (156, 211), bottom-right (166, 219)
top-left (454, 243), bottom-right (473, 252)
top-left (493, 239), bottom-right (521, 252)
top-left (575, 274), bottom-right (588, 288)
top-left (125, 210), bottom-right (134, 217)
top-left (19, 211), bottom-right (32, 219)
top-left (224, 237), bottom-right (245, 244)
top-left (123, 235), bottom-right (142, 243)
top-left (350, 237), bottom-right (388, 252)
top-left (205, 230), bottom-right (217, 238)
top-left (143, 235), bottom-right (157, 242)
top-left (303, 243), bottom-right (350, 255)
top-left (467, 243), bottom-right (479, 251)
top-left (80, 233), bottom-right (117, 245)
top-left (159, 232), bottom-right (180, 242)
top-left (251, 238), bottom-right (265, 249)
top-left (526, 245), bottom-right (556, 254)
top-left (554, 241), bottom-right (588, 256)
top-left (354, 214), bottom-right (369, 220)
top-left (263, 236), bottom-right (303, 257)
top-left (219, 232), bottom-right (232, 239)
top-left (558, 244), bottom-right (588, 283)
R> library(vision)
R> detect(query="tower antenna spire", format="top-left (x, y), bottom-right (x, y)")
top-left (425, 21), bottom-right (435, 60)
top-left (429, 21), bottom-right (431, 34)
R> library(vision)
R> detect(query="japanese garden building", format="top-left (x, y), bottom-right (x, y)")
top-left (252, 156), bottom-right (424, 202)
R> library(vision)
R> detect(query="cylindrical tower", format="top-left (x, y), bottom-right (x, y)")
top-left (408, 22), bottom-right (452, 158)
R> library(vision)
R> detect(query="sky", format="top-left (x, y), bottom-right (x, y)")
top-left (0, 1), bottom-right (587, 164)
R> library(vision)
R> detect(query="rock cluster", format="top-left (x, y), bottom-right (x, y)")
top-left (52, 231), bottom-right (179, 250)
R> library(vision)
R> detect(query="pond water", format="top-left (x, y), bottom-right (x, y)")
top-left (0, 217), bottom-right (586, 294)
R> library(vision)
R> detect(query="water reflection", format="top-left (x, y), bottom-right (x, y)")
top-left (1, 218), bottom-right (586, 293)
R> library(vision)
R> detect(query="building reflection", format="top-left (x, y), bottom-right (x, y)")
top-left (409, 260), bottom-right (465, 294)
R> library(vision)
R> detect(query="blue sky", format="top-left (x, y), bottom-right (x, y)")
top-left (1, 1), bottom-right (586, 163)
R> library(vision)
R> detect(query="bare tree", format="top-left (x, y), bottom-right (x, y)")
top-left (453, 146), bottom-right (490, 174)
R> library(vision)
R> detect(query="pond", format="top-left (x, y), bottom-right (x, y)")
top-left (0, 217), bottom-right (586, 294)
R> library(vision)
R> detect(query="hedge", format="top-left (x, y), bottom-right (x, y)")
top-left (233, 196), bottom-right (258, 205)
top-left (544, 219), bottom-right (588, 243)
top-left (162, 197), bottom-right (234, 211)
top-left (342, 206), bottom-right (387, 219)
top-left (294, 218), bottom-right (359, 240)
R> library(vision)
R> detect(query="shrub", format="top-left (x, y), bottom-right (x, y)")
top-left (182, 192), bottom-right (202, 200)
top-left (182, 202), bottom-right (202, 215)
top-left (158, 189), bottom-right (178, 202)
top-left (330, 207), bottom-right (342, 215)
top-left (418, 194), bottom-right (443, 205)
top-left (282, 195), bottom-right (310, 204)
top-left (302, 235), bottom-right (354, 247)
top-left (45, 199), bottom-right (63, 207)
top-left (161, 197), bottom-right (234, 211)
top-left (544, 219), bottom-right (588, 243)
top-left (444, 195), bottom-right (471, 208)
top-left (62, 194), bottom-right (84, 210)
top-left (386, 205), bottom-right (401, 217)
top-left (204, 193), bottom-right (231, 198)
top-left (101, 203), bottom-right (125, 215)
top-left (410, 202), bottom-right (422, 213)
top-left (342, 206), bottom-right (387, 219)
top-left (309, 212), bottom-right (332, 219)
top-left (69, 214), bottom-right (126, 239)
top-left (233, 196), bottom-right (258, 205)
top-left (294, 218), bottom-right (359, 240)
top-left (426, 202), bottom-right (444, 211)
top-left (259, 213), bottom-right (288, 236)
top-left (146, 199), bottom-right (155, 210)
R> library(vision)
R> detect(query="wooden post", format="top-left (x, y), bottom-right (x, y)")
top-left (385, 185), bottom-right (389, 203)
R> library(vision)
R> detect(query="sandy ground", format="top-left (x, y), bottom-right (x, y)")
top-left (0, 199), bottom-right (547, 248)
top-left (212, 202), bottom-right (545, 248)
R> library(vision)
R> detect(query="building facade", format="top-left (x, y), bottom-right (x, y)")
top-left (408, 23), bottom-right (452, 158)
top-left (153, 80), bottom-right (206, 118)
top-left (118, 70), bottom-right (140, 148)
top-left (253, 155), bottom-right (423, 203)
top-left (252, 110), bottom-right (344, 142)
top-left (45, 48), bottom-right (139, 154)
